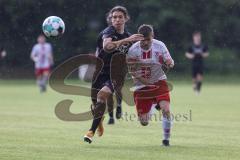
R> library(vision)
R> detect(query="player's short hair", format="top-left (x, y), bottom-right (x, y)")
top-left (38, 34), bottom-right (45, 38)
top-left (138, 24), bottom-right (154, 37)
top-left (106, 6), bottom-right (130, 25)
top-left (193, 31), bottom-right (201, 36)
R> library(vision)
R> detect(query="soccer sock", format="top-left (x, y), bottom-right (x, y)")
top-left (197, 81), bottom-right (202, 92)
top-left (90, 102), bottom-right (106, 133)
top-left (37, 79), bottom-right (42, 88)
top-left (149, 104), bottom-right (157, 120)
top-left (162, 116), bottom-right (172, 140)
top-left (116, 92), bottom-right (122, 107)
top-left (107, 96), bottom-right (114, 119)
top-left (42, 75), bottom-right (48, 88)
top-left (108, 112), bottom-right (114, 119)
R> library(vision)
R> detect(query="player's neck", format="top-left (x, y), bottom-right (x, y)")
top-left (194, 41), bottom-right (201, 46)
top-left (140, 44), bottom-right (152, 51)
top-left (115, 26), bottom-right (125, 34)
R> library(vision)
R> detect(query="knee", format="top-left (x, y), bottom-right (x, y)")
top-left (97, 91), bottom-right (108, 102)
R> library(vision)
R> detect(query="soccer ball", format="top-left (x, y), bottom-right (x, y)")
top-left (42, 16), bottom-right (65, 37)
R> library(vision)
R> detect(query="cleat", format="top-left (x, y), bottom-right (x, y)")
top-left (116, 106), bottom-right (122, 119)
top-left (108, 118), bottom-right (115, 125)
top-left (84, 131), bottom-right (94, 144)
top-left (155, 104), bottom-right (161, 111)
top-left (97, 117), bottom-right (104, 137)
top-left (162, 140), bottom-right (170, 147)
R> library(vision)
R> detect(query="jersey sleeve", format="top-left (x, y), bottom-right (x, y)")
top-left (102, 27), bottom-right (115, 40)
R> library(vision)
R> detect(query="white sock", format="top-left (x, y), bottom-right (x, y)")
top-left (149, 103), bottom-right (157, 119)
top-left (37, 79), bottom-right (42, 87)
top-left (41, 75), bottom-right (48, 88)
top-left (162, 116), bottom-right (172, 140)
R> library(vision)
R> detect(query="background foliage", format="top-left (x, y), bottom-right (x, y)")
top-left (0, 0), bottom-right (240, 77)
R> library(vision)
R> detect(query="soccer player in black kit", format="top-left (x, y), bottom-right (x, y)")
top-left (84, 6), bottom-right (144, 143)
top-left (185, 31), bottom-right (209, 94)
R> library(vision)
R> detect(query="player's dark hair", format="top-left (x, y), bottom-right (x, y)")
top-left (138, 24), bottom-right (154, 37)
top-left (106, 6), bottom-right (130, 25)
top-left (193, 31), bottom-right (201, 36)
top-left (38, 34), bottom-right (45, 38)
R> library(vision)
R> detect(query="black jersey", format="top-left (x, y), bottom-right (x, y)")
top-left (96, 26), bottom-right (131, 75)
top-left (187, 44), bottom-right (208, 66)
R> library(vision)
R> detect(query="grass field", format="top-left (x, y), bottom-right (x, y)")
top-left (0, 78), bottom-right (240, 160)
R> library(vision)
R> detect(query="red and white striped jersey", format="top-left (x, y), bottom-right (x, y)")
top-left (31, 43), bottom-right (52, 69)
top-left (127, 39), bottom-right (174, 89)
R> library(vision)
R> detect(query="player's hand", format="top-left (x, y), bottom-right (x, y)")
top-left (165, 59), bottom-right (174, 68)
top-left (1, 50), bottom-right (7, 58)
top-left (185, 52), bottom-right (194, 59)
top-left (126, 34), bottom-right (144, 42)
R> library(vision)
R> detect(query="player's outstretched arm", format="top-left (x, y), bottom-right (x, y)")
top-left (103, 34), bottom-right (144, 53)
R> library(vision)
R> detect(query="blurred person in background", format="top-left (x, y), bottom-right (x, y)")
top-left (30, 34), bottom-right (54, 93)
top-left (185, 31), bottom-right (209, 94)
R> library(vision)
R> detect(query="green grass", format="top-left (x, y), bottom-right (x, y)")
top-left (0, 78), bottom-right (240, 160)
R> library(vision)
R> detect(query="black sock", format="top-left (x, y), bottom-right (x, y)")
top-left (108, 112), bottom-right (114, 119)
top-left (107, 96), bottom-right (114, 119)
top-left (197, 81), bottom-right (202, 92)
top-left (116, 94), bottom-right (122, 107)
top-left (89, 102), bottom-right (106, 133)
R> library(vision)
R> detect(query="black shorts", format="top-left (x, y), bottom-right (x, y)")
top-left (92, 73), bottom-right (114, 92)
top-left (192, 65), bottom-right (203, 78)
top-left (91, 73), bottom-right (114, 104)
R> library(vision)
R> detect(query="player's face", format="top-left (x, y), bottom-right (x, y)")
top-left (111, 11), bottom-right (126, 30)
top-left (193, 33), bottom-right (201, 45)
top-left (140, 33), bottom-right (153, 50)
top-left (38, 36), bottom-right (46, 44)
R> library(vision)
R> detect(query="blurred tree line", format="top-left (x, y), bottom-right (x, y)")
top-left (0, 0), bottom-right (240, 77)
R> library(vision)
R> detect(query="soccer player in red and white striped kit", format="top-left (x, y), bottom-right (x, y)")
top-left (127, 24), bottom-right (174, 146)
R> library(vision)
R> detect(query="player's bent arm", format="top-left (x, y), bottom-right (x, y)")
top-left (130, 71), bottom-right (149, 85)
top-left (49, 52), bottom-right (54, 66)
top-left (165, 58), bottom-right (174, 68)
top-left (126, 57), bottom-right (149, 85)
top-left (30, 53), bottom-right (37, 62)
top-left (103, 34), bottom-right (144, 53)
top-left (185, 52), bottom-right (194, 59)
top-left (30, 46), bottom-right (38, 62)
